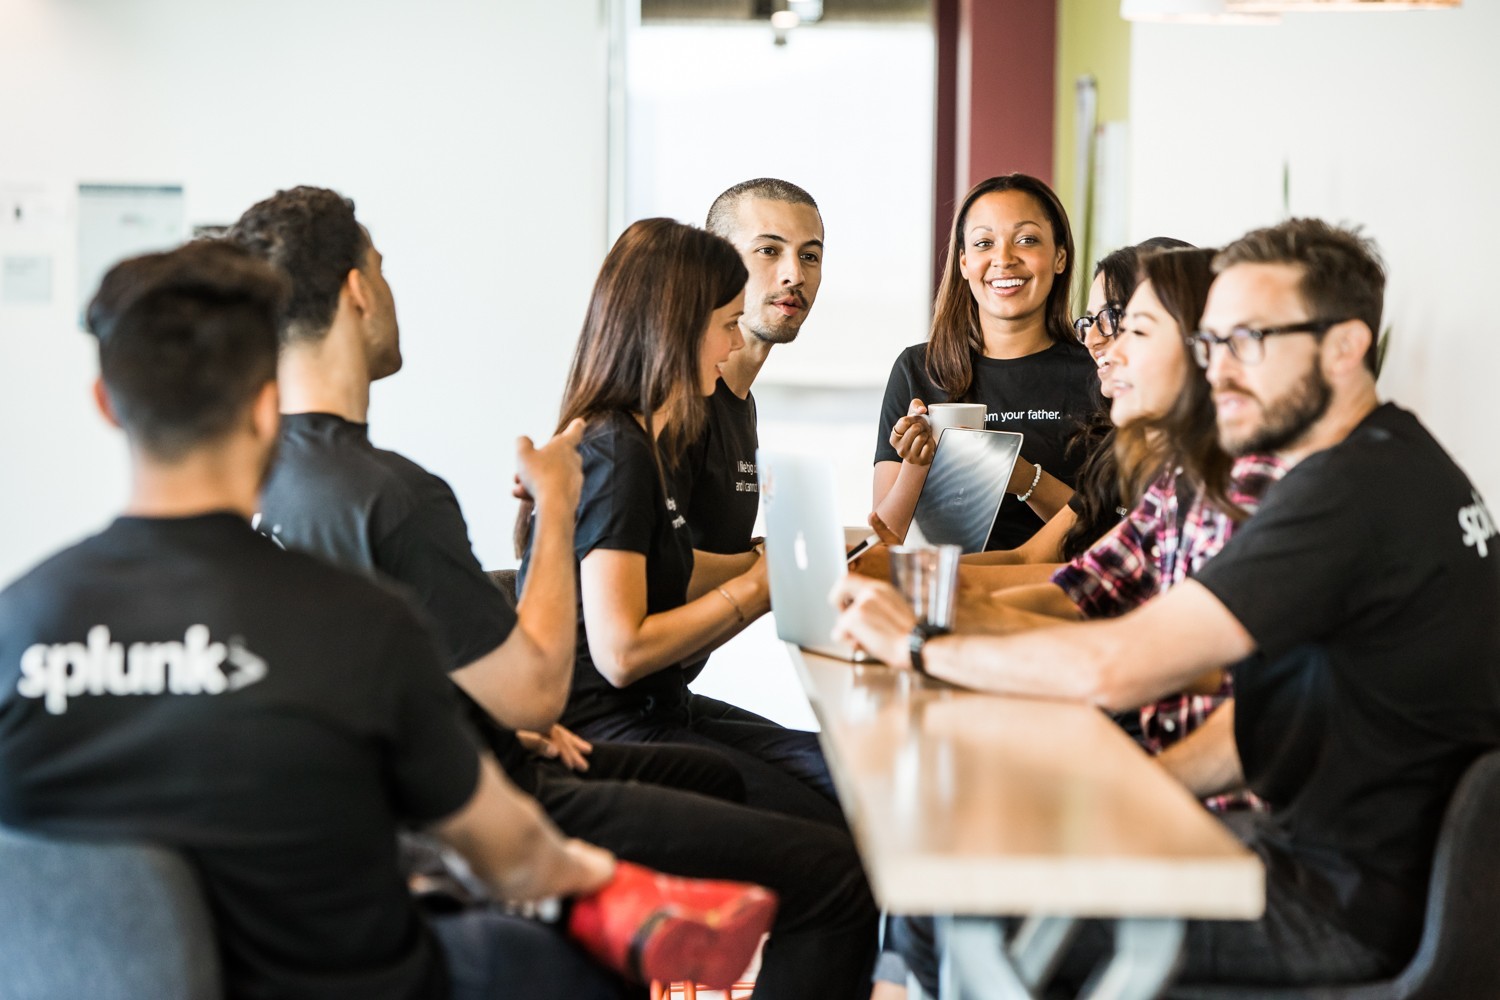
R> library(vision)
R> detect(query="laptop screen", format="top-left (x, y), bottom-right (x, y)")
top-left (910, 429), bottom-right (1024, 553)
top-left (758, 449), bottom-right (868, 660)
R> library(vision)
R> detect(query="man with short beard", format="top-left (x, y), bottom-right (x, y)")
top-left (665, 179), bottom-right (836, 810)
top-left (684, 178), bottom-right (825, 559)
top-left (835, 219), bottom-right (1500, 991)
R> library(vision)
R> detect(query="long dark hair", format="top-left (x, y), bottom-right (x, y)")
top-left (514, 218), bottom-right (747, 554)
top-left (1113, 247), bottom-right (1243, 520)
top-left (1061, 237), bottom-right (1194, 559)
top-left (925, 174), bottom-right (1076, 399)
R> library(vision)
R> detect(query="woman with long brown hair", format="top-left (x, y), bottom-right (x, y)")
top-left (516, 217), bottom-right (843, 829)
top-left (517, 218), bottom-right (883, 998)
top-left (872, 173), bottom-right (1100, 550)
top-left (945, 247), bottom-right (1286, 752)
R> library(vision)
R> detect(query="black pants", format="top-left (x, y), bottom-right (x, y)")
top-left (573, 693), bottom-right (844, 829)
top-left (534, 762), bottom-right (879, 1000)
top-left (536, 737), bottom-right (750, 803)
top-left (888, 813), bottom-right (1400, 996)
top-left (432, 908), bottom-right (636, 1000)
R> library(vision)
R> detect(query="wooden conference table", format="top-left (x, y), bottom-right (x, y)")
top-left (785, 644), bottom-right (1265, 1000)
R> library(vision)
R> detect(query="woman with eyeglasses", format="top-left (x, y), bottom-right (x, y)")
top-left (871, 174), bottom-right (1099, 552)
top-left (941, 248), bottom-right (1286, 746)
top-left (1023, 235), bottom-right (1195, 567)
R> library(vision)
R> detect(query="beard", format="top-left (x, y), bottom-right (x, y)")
top-left (747, 322), bottom-right (800, 346)
top-left (1219, 362), bottom-right (1332, 457)
top-left (744, 295), bottom-right (808, 345)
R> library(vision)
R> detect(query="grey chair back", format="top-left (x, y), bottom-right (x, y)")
top-left (0, 825), bottom-right (223, 1000)
top-left (1168, 746), bottom-right (1500, 1000)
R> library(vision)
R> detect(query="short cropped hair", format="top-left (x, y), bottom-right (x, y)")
top-left (228, 186), bottom-right (367, 346)
top-left (86, 240), bottom-right (288, 461)
top-left (705, 178), bottom-right (819, 239)
top-left (1214, 219), bottom-right (1386, 374)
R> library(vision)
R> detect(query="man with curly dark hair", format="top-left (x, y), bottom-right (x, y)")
top-left (234, 186), bottom-right (880, 1000)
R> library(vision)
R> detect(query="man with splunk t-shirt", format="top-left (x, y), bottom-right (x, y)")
top-left (0, 241), bottom-right (777, 1000)
top-left (236, 187), bottom-right (880, 1000)
top-left (835, 219), bottom-right (1500, 992)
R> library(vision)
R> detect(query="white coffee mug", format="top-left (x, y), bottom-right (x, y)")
top-left (923, 402), bottom-right (987, 442)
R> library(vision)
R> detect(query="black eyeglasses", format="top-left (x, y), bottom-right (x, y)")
top-left (1073, 304), bottom-right (1124, 344)
top-left (1185, 319), bottom-right (1345, 369)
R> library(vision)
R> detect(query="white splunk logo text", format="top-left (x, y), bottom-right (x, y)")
top-left (17, 625), bottom-right (268, 715)
top-left (1459, 491), bottom-right (1497, 558)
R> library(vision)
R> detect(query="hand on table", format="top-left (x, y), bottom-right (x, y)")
top-left (831, 574), bottom-right (917, 669)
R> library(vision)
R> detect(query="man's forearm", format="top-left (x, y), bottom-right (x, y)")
top-left (432, 755), bottom-right (612, 902)
top-left (1155, 701), bottom-right (1243, 798)
top-left (922, 582), bottom-right (1255, 713)
top-left (451, 498), bottom-right (577, 731)
top-left (515, 498), bottom-right (578, 668)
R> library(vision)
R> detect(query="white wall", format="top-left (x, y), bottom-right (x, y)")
top-left (1128, 5), bottom-right (1500, 506)
top-left (625, 21), bottom-right (935, 390)
top-left (0, 0), bottom-right (610, 583)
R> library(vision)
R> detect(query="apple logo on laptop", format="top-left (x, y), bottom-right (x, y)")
top-left (794, 532), bottom-right (810, 571)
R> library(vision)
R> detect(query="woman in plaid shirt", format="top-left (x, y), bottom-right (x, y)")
top-left (947, 247), bottom-right (1287, 810)
top-left (1027, 247), bottom-right (1286, 809)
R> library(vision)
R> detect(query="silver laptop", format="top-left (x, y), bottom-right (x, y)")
top-left (909, 428), bottom-right (1025, 553)
top-left (758, 450), bottom-right (871, 662)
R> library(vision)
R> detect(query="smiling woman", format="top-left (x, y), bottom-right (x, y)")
top-left (871, 174), bottom-right (1103, 551)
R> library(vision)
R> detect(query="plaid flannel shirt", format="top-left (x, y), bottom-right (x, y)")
top-left (1050, 454), bottom-right (1287, 811)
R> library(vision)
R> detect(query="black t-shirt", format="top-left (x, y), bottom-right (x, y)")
top-left (875, 341), bottom-right (1100, 549)
top-left (678, 379), bottom-right (761, 555)
top-left (258, 413), bottom-right (525, 774)
top-left (0, 514), bottom-right (480, 1000)
top-left (522, 411), bottom-right (693, 728)
top-left (1195, 403), bottom-right (1500, 961)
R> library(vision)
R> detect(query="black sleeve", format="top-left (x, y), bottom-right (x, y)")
top-left (381, 614), bottom-right (483, 825)
top-left (576, 426), bottom-right (657, 559)
top-left (376, 492), bottom-right (517, 672)
top-left (674, 422), bottom-right (708, 519)
top-left (874, 349), bottom-right (921, 465)
top-left (1193, 456), bottom-right (1374, 660)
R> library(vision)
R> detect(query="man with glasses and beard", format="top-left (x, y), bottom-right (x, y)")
top-left (833, 218), bottom-right (1500, 991)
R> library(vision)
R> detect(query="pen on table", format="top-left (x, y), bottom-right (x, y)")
top-left (846, 534), bottom-right (880, 564)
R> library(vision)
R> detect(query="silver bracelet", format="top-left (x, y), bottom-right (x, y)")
top-left (1016, 463), bottom-right (1043, 503)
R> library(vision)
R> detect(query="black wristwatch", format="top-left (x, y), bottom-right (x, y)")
top-left (908, 623), bottom-right (949, 675)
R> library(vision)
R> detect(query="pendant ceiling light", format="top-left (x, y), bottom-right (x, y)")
top-left (1228, 0), bottom-right (1459, 10)
top-left (1120, 0), bottom-right (1281, 23)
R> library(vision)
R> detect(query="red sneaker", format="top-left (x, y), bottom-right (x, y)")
top-left (568, 861), bottom-right (777, 988)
